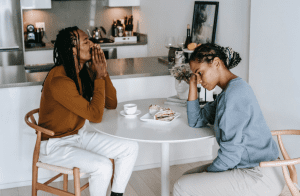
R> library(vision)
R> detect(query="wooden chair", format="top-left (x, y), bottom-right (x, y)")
top-left (25, 108), bottom-right (115, 196)
top-left (260, 130), bottom-right (300, 196)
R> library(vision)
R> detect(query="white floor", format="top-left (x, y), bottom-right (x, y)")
top-left (0, 160), bottom-right (291, 196)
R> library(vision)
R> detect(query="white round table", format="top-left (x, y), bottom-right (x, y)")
top-left (89, 98), bottom-right (215, 196)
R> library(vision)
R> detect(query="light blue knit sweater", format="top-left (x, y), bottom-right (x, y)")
top-left (187, 77), bottom-right (278, 172)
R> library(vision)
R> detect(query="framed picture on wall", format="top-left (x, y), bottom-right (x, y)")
top-left (191, 1), bottom-right (219, 44)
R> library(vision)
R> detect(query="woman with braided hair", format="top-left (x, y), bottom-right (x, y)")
top-left (38, 26), bottom-right (138, 196)
top-left (173, 43), bottom-right (283, 196)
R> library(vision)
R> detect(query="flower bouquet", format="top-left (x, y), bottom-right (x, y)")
top-left (169, 63), bottom-right (193, 83)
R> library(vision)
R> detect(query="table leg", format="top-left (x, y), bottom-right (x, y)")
top-left (161, 143), bottom-right (170, 196)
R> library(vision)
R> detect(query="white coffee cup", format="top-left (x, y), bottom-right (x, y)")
top-left (124, 104), bottom-right (137, 115)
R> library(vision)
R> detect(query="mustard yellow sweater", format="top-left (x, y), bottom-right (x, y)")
top-left (38, 66), bottom-right (117, 140)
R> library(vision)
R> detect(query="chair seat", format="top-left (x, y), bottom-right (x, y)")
top-left (36, 161), bottom-right (86, 177)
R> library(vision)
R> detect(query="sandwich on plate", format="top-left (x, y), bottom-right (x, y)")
top-left (154, 108), bottom-right (175, 121)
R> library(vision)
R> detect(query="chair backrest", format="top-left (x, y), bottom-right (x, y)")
top-left (260, 130), bottom-right (300, 196)
top-left (25, 108), bottom-right (55, 166)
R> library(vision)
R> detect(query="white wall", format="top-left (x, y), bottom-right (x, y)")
top-left (133, 0), bottom-right (251, 83)
top-left (249, 0), bottom-right (300, 186)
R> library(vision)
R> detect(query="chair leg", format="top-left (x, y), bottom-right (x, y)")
top-left (32, 165), bottom-right (38, 196)
top-left (63, 174), bottom-right (68, 191)
top-left (74, 167), bottom-right (81, 196)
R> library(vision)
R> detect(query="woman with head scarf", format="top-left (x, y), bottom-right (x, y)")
top-left (173, 43), bottom-right (282, 196)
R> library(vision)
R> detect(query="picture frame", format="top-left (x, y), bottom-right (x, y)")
top-left (191, 1), bottom-right (219, 44)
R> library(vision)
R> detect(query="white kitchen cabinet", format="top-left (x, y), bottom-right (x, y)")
top-left (105, 0), bottom-right (140, 7)
top-left (24, 50), bottom-right (53, 65)
top-left (117, 45), bottom-right (147, 59)
top-left (21, 0), bottom-right (51, 9)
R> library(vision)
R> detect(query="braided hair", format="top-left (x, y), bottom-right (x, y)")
top-left (42, 26), bottom-right (94, 101)
top-left (189, 43), bottom-right (241, 69)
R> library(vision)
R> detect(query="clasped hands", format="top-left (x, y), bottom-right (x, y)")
top-left (88, 44), bottom-right (108, 80)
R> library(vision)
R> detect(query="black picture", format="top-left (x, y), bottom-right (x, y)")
top-left (191, 1), bottom-right (219, 44)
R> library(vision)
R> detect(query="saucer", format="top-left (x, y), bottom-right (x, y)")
top-left (120, 110), bottom-right (141, 117)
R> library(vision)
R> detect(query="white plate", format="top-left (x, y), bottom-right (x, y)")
top-left (182, 48), bottom-right (194, 53)
top-left (120, 110), bottom-right (141, 117)
top-left (140, 112), bottom-right (181, 123)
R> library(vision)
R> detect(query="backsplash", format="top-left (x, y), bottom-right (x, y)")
top-left (23, 1), bottom-right (132, 43)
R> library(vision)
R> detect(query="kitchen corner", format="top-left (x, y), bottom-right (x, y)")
top-left (22, 0), bottom-right (148, 65)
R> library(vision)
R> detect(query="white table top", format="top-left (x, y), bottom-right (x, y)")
top-left (89, 98), bottom-right (215, 143)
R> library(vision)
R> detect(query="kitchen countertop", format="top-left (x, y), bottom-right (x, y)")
top-left (25, 33), bottom-right (148, 52)
top-left (0, 56), bottom-right (171, 89)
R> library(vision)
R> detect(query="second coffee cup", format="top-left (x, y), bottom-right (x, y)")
top-left (124, 104), bottom-right (137, 115)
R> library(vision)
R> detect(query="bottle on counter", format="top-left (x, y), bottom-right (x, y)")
top-left (36, 28), bottom-right (41, 43)
top-left (184, 24), bottom-right (192, 49)
top-left (127, 15), bottom-right (133, 36)
top-left (117, 20), bottom-right (124, 37)
top-left (124, 15), bottom-right (129, 36)
top-left (183, 24), bottom-right (192, 62)
top-left (112, 19), bottom-right (118, 37)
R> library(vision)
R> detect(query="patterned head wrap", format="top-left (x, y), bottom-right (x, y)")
top-left (190, 43), bottom-right (241, 70)
top-left (223, 46), bottom-right (240, 69)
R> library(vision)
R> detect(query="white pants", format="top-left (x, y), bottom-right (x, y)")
top-left (39, 125), bottom-right (139, 196)
top-left (173, 163), bottom-right (285, 196)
